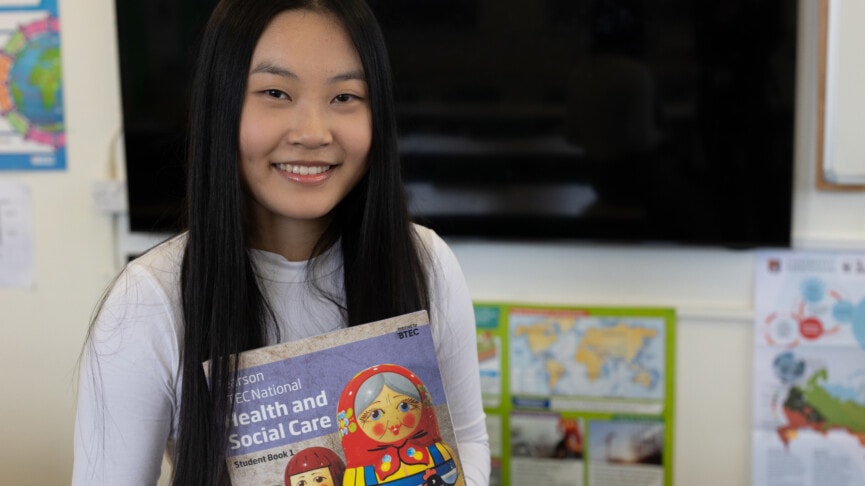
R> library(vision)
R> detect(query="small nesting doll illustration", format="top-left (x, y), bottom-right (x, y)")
top-left (337, 364), bottom-right (464, 486)
top-left (284, 446), bottom-right (346, 486)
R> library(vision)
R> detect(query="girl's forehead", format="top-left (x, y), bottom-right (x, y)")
top-left (250, 9), bottom-right (362, 74)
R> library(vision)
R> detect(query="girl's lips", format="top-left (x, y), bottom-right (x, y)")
top-left (389, 424), bottom-right (401, 435)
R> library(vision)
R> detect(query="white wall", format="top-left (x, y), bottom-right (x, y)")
top-left (1, 0), bottom-right (862, 484)
top-left (0, 1), bottom-right (121, 485)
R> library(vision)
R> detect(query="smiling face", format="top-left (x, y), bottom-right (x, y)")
top-left (357, 384), bottom-right (422, 443)
top-left (239, 9), bottom-right (371, 259)
top-left (288, 466), bottom-right (335, 486)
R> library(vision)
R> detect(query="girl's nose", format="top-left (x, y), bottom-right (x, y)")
top-left (286, 103), bottom-right (333, 148)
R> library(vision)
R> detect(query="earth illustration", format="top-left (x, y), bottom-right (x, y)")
top-left (8, 29), bottom-right (62, 131)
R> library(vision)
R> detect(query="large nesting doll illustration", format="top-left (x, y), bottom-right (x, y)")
top-left (337, 364), bottom-right (464, 486)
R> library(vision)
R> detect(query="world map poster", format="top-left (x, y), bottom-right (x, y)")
top-left (0, 0), bottom-right (64, 170)
top-left (753, 251), bottom-right (865, 486)
top-left (475, 303), bottom-right (676, 486)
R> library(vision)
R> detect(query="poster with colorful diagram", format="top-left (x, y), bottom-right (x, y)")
top-left (0, 0), bottom-right (64, 170)
top-left (753, 251), bottom-right (865, 486)
top-left (475, 303), bottom-right (676, 486)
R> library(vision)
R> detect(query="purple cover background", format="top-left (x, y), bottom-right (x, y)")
top-left (228, 325), bottom-right (444, 456)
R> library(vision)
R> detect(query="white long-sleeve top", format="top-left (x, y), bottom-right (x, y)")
top-left (73, 225), bottom-right (490, 485)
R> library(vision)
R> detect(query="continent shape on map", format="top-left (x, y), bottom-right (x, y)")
top-left (575, 323), bottom-right (658, 386)
top-left (515, 318), bottom-right (575, 352)
top-left (777, 368), bottom-right (865, 447)
top-left (513, 316), bottom-right (578, 391)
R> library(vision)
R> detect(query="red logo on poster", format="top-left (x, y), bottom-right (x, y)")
top-left (798, 317), bottom-right (824, 340)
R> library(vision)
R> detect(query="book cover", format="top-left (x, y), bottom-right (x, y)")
top-left (207, 310), bottom-right (465, 486)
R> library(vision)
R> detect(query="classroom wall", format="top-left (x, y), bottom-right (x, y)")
top-left (0, 1), bottom-right (121, 485)
top-left (1, 0), bottom-right (862, 484)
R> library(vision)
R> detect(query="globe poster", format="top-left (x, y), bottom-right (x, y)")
top-left (753, 251), bottom-right (865, 486)
top-left (0, 0), bottom-right (64, 171)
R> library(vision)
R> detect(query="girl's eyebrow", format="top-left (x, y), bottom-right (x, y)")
top-left (329, 70), bottom-right (366, 83)
top-left (250, 61), bottom-right (365, 83)
top-left (250, 61), bottom-right (297, 79)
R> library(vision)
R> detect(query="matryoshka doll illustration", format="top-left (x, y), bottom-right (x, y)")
top-left (284, 446), bottom-right (346, 486)
top-left (336, 364), bottom-right (464, 485)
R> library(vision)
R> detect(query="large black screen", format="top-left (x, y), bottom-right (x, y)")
top-left (116, 0), bottom-right (797, 248)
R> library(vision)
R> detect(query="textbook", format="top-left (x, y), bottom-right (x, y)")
top-left (207, 310), bottom-right (465, 486)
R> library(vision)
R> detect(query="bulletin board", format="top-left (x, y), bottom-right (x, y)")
top-left (817, 0), bottom-right (865, 190)
top-left (474, 303), bottom-right (676, 486)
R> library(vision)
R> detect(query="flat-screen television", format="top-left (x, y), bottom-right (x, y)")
top-left (116, 0), bottom-right (797, 248)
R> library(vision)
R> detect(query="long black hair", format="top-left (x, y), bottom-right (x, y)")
top-left (176, 0), bottom-right (429, 483)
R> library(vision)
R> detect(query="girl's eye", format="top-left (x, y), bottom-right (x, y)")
top-left (370, 409), bottom-right (382, 420)
top-left (296, 481), bottom-right (306, 486)
top-left (333, 93), bottom-right (357, 103)
top-left (399, 401), bottom-right (411, 413)
top-left (314, 476), bottom-right (327, 483)
top-left (264, 89), bottom-right (289, 100)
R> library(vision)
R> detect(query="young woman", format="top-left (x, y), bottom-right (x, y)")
top-left (72, 0), bottom-right (489, 485)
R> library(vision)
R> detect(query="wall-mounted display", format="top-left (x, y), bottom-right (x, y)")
top-left (753, 251), bottom-right (865, 485)
top-left (115, 0), bottom-right (797, 248)
top-left (0, 0), bottom-right (65, 171)
top-left (816, 0), bottom-right (865, 189)
top-left (475, 303), bottom-right (676, 486)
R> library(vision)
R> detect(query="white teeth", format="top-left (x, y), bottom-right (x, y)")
top-left (276, 163), bottom-right (331, 175)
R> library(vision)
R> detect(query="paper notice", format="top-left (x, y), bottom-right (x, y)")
top-left (0, 180), bottom-right (33, 288)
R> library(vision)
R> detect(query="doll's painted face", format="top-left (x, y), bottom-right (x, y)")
top-left (288, 466), bottom-right (334, 486)
top-left (357, 384), bottom-right (422, 443)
